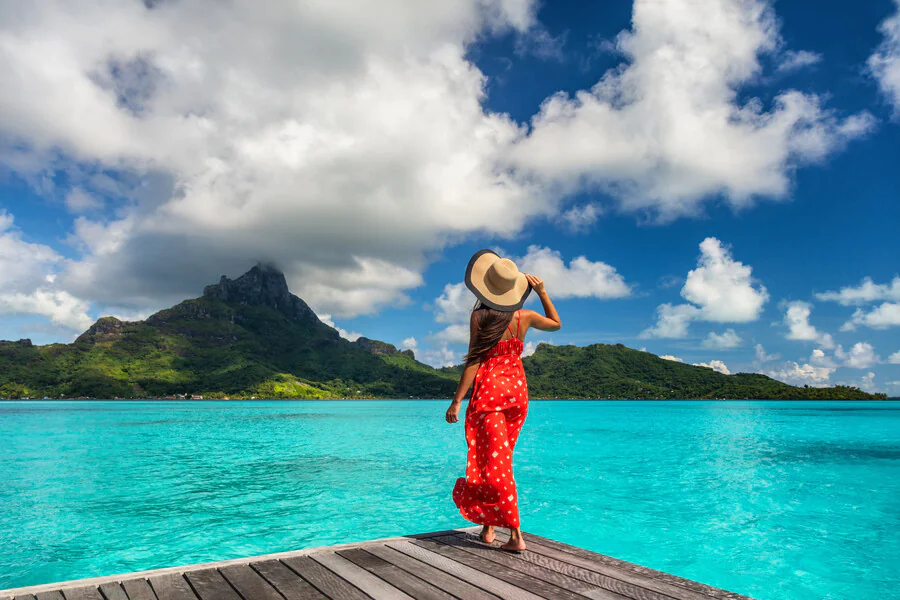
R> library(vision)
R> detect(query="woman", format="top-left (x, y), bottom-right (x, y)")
top-left (445, 249), bottom-right (561, 553)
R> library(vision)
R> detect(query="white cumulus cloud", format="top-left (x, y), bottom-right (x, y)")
top-left (508, 0), bottom-right (874, 220)
top-left (641, 303), bottom-right (701, 339)
top-left (434, 283), bottom-right (476, 325)
top-left (835, 342), bottom-right (880, 369)
top-left (659, 354), bottom-right (684, 363)
top-left (317, 314), bottom-right (363, 342)
top-left (776, 50), bottom-right (823, 73)
top-left (418, 342), bottom-right (460, 368)
top-left (783, 301), bottom-right (835, 348)
top-left (0, 0), bottom-right (546, 321)
top-left (642, 238), bottom-right (768, 338)
top-left (809, 348), bottom-right (838, 369)
top-left (816, 276), bottom-right (900, 306)
top-left (0, 0), bottom-right (876, 337)
top-left (0, 211), bottom-right (93, 331)
top-left (702, 329), bottom-right (743, 349)
top-left (765, 362), bottom-right (834, 386)
top-left (754, 344), bottom-right (780, 363)
top-left (556, 203), bottom-right (603, 233)
top-left (693, 360), bottom-right (731, 375)
top-left (516, 245), bottom-right (631, 300)
top-left (868, 0), bottom-right (900, 116)
top-left (888, 350), bottom-right (900, 364)
top-left (842, 303), bottom-right (900, 331)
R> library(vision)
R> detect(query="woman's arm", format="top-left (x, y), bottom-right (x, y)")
top-left (445, 361), bottom-right (478, 423)
top-left (446, 313), bottom-right (479, 423)
top-left (524, 274), bottom-right (561, 331)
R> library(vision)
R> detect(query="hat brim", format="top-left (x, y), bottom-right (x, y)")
top-left (464, 249), bottom-right (532, 312)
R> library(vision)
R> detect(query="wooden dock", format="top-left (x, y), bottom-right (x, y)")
top-left (0, 527), bottom-right (753, 600)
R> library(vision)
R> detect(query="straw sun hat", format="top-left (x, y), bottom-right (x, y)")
top-left (464, 249), bottom-right (532, 312)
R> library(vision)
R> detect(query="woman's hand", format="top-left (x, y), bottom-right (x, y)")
top-left (446, 399), bottom-right (461, 423)
top-left (526, 274), bottom-right (545, 294)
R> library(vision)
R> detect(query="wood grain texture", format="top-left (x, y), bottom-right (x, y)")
top-left (60, 587), bottom-right (105, 600)
top-left (281, 556), bottom-right (371, 600)
top-left (433, 535), bottom-right (631, 600)
top-left (183, 569), bottom-right (240, 600)
top-left (337, 548), bottom-right (457, 600)
top-left (250, 560), bottom-right (325, 600)
top-left (365, 544), bottom-right (500, 600)
top-left (218, 564), bottom-right (283, 600)
top-left (386, 540), bottom-right (544, 600)
top-left (97, 583), bottom-right (129, 600)
top-left (311, 552), bottom-right (413, 600)
top-left (456, 532), bottom-right (676, 600)
top-left (493, 531), bottom-right (730, 600)
top-left (517, 532), bottom-right (752, 600)
top-left (119, 579), bottom-right (157, 600)
top-left (147, 574), bottom-right (196, 600)
top-left (412, 538), bottom-right (591, 600)
top-left (1, 528), bottom-right (753, 600)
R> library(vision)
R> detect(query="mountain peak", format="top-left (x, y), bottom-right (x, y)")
top-left (203, 263), bottom-right (318, 324)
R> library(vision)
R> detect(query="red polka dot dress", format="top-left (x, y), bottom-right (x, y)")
top-left (453, 310), bottom-right (528, 528)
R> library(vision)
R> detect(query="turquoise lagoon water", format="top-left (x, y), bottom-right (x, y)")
top-left (1, 401), bottom-right (898, 599)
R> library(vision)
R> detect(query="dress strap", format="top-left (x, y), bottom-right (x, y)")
top-left (505, 310), bottom-right (521, 340)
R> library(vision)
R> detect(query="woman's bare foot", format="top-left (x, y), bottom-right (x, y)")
top-left (500, 528), bottom-right (526, 552)
top-left (479, 525), bottom-right (495, 544)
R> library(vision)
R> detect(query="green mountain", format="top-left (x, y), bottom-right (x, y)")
top-left (518, 343), bottom-right (884, 400)
top-left (0, 265), bottom-right (886, 400)
top-left (0, 264), bottom-right (457, 399)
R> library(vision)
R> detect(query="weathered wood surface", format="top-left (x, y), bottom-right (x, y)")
top-left (0, 527), bottom-right (755, 600)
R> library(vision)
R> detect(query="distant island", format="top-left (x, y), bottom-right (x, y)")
top-left (0, 264), bottom-right (886, 401)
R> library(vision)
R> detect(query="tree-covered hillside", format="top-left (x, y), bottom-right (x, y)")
top-left (520, 343), bottom-right (883, 400)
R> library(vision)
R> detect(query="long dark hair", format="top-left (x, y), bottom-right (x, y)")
top-left (464, 301), bottom-right (514, 366)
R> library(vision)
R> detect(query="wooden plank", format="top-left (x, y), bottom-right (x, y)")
top-left (97, 583), bottom-right (129, 600)
top-left (183, 569), bottom-right (240, 600)
top-left (493, 531), bottom-right (730, 600)
top-left (412, 538), bottom-right (591, 600)
top-left (311, 552), bottom-right (412, 600)
top-left (219, 564), bottom-right (283, 600)
top-left (365, 544), bottom-right (500, 600)
top-left (338, 548), bottom-right (456, 600)
top-left (281, 556), bottom-right (370, 600)
top-left (386, 540), bottom-right (544, 600)
top-left (147, 574), bottom-right (196, 600)
top-left (434, 535), bottom-right (632, 600)
top-left (0, 529), bottom-right (478, 600)
top-left (35, 593), bottom-right (64, 600)
top-left (60, 587), bottom-right (105, 600)
top-left (250, 560), bottom-right (326, 600)
top-left (516, 533), bottom-right (751, 600)
top-left (449, 533), bottom-right (675, 600)
top-left (119, 579), bottom-right (157, 600)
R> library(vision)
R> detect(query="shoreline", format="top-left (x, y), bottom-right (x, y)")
top-left (1, 397), bottom-right (898, 402)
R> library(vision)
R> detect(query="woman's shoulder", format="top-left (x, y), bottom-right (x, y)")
top-left (517, 309), bottom-right (537, 322)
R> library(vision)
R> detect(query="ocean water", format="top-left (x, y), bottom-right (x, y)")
top-left (0, 401), bottom-right (898, 599)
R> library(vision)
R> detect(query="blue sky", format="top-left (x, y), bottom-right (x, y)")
top-left (0, 0), bottom-right (899, 394)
